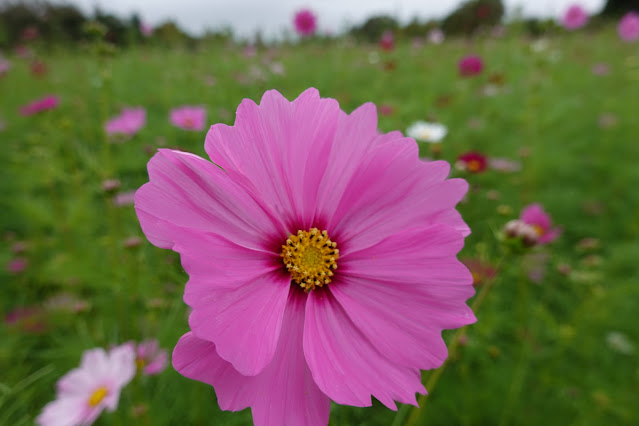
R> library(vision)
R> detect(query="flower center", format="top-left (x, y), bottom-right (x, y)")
top-left (88, 386), bottom-right (109, 407)
top-left (136, 358), bottom-right (146, 369)
top-left (184, 117), bottom-right (194, 128)
top-left (281, 228), bottom-right (338, 291)
top-left (532, 225), bottom-right (545, 236)
top-left (467, 159), bottom-right (482, 172)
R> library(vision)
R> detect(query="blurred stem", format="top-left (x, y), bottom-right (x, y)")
top-left (400, 255), bottom-right (508, 426)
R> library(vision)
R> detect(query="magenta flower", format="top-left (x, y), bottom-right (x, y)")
top-left (458, 55), bottom-right (483, 77)
top-left (561, 4), bottom-right (588, 30)
top-left (618, 11), bottom-right (639, 42)
top-left (36, 345), bottom-right (135, 426)
top-left (379, 30), bottom-right (395, 51)
top-left (135, 340), bottom-right (169, 375)
top-left (170, 106), bottom-right (206, 131)
top-left (6, 257), bottom-right (27, 274)
top-left (105, 107), bottom-right (146, 136)
top-left (135, 88), bottom-right (475, 425)
top-left (293, 9), bottom-right (317, 37)
top-left (520, 203), bottom-right (562, 244)
top-left (19, 95), bottom-right (59, 116)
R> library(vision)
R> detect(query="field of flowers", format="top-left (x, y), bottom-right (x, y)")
top-left (2, 20), bottom-right (639, 426)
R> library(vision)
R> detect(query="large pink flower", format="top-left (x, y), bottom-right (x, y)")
top-left (135, 88), bottom-right (475, 426)
top-left (520, 203), bottom-right (562, 244)
top-left (36, 345), bottom-right (135, 426)
top-left (618, 11), bottom-right (639, 42)
top-left (105, 107), bottom-right (146, 136)
top-left (561, 4), bottom-right (588, 30)
top-left (293, 9), bottom-right (317, 36)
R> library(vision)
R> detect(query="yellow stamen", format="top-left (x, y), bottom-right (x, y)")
top-left (136, 358), bottom-right (146, 370)
top-left (467, 159), bottom-right (482, 172)
top-left (532, 225), bottom-right (545, 236)
top-left (281, 228), bottom-right (339, 292)
top-left (88, 386), bottom-right (109, 407)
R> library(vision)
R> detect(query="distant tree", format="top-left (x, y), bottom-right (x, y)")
top-left (600, 0), bottom-right (639, 17)
top-left (349, 15), bottom-right (399, 42)
top-left (442, 0), bottom-right (504, 36)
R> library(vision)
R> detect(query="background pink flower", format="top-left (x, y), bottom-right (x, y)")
top-left (37, 345), bottom-right (135, 426)
top-left (561, 4), bottom-right (589, 30)
top-left (458, 55), bottom-right (483, 77)
top-left (19, 95), bottom-right (59, 116)
top-left (105, 107), bottom-right (146, 136)
top-left (618, 11), bottom-right (639, 42)
top-left (140, 21), bottom-right (153, 37)
top-left (293, 9), bottom-right (317, 36)
top-left (0, 58), bottom-right (10, 77)
top-left (520, 203), bottom-right (562, 244)
top-left (135, 340), bottom-right (169, 375)
top-left (169, 106), bottom-right (206, 131)
top-left (379, 30), bottom-right (395, 51)
top-left (137, 88), bottom-right (475, 425)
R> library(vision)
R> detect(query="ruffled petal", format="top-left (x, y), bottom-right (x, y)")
top-left (205, 88), bottom-right (340, 230)
top-left (304, 288), bottom-right (426, 410)
top-left (174, 291), bottom-right (330, 426)
top-left (135, 149), bottom-right (285, 251)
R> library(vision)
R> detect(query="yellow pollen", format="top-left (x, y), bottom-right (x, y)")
top-left (532, 225), bottom-right (545, 236)
top-left (467, 160), bottom-right (482, 172)
top-left (136, 358), bottom-right (146, 370)
top-left (88, 386), bottom-right (109, 407)
top-left (281, 228), bottom-right (339, 292)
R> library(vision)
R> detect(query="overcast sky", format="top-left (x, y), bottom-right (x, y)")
top-left (57, 0), bottom-right (606, 38)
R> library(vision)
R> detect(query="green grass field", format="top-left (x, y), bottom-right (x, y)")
top-left (1, 26), bottom-right (639, 425)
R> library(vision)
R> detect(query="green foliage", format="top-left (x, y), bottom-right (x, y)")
top-left (349, 15), bottom-right (399, 42)
top-left (442, 0), bottom-right (504, 36)
top-left (600, 0), bottom-right (639, 17)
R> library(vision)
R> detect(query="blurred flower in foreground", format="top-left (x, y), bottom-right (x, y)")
top-left (136, 88), bottom-right (475, 425)
top-left (37, 345), bottom-right (135, 426)
top-left (105, 107), bottom-right (146, 137)
top-left (0, 58), bottom-right (10, 77)
top-left (406, 120), bottom-right (447, 143)
top-left (461, 258), bottom-right (497, 286)
top-left (170, 106), bottom-right (206, 131)
top-left (379, 30), bottom-right (395, 51)
top-left (618, 12), bottom-right (639, 42)
top-left (293, 9), bottom-right (317, 37)
top-left (520, 203), bottom-right (562, 244)
top-left (606, 331), bottom-right (635, 355)
top-left (561, 4), bottom-right (588, 30)
top-left (139, 21), bottom-right (153, 37)
top-left (19, 95), bottom-right (59, 116)
top-left (134, 340), bottom-right (169, 375)
top-left (456, 151), bottom-right (487, 173)
top-left (458, 55), bottom-right (483, 77)
top-left (428, 28), bottom-right (445, 44)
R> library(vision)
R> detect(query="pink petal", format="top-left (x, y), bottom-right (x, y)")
top-left (174, 291), bottom-right (331, 426)
top-left (304, 288), bottom-right (426, 410)
top-left (135, 149), bottom-right (286, 251)
top-left (36, 395), bottom-right (90, 426)
top-left (520, 203), bottom-right (550, 230)
top-left (204, 88), bottom-right (340, 230)
top-left (187, 271), bottom-right (291, 376)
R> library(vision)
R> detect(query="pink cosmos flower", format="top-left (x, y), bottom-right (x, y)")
top-left (456, 151), bottom-right (487, 173)
top-left (520, 203), bottom-right (562, 244)
top-left (458, 55), bottom-right (483, 77)
top-left (140, 21), bottom-right (153, 37)
top-left (0, 58), bottom-right (10, 77)
top-left (561, 4), bottom-right (588, 30)
top-left (20, 95), bottom-right (59, 116)
top-left (6, 257), bottom-right (27, 274)
top-left (428, 28), bottom-right (445, 44)
top-left (113, 190), bottom-right (136, 206)
top-left (37, 345), bottom-right (135, 426)
top-left (169, 106), bottom-right (206, 131)
top-left (293, 9), bottom-right (317, 36)
top-left (379, 30), bottom-right (395, 51)
top-left (618, 11), bottom-right (639, 42)
top-left (134, 340), bottom-right (169, 375)
top-left (135, 88), bottom-right (475, 425)
top-left (105, 107), bottom-right (146, 136)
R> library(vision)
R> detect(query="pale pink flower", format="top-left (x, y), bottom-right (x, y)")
top-left (520, 203), bottom-right (562, 244)
top-left (618, 11), bottom-right (639, 42)
top-left (15, 45), bottom-right (32, 59)
top-left (0, 58), bottom-right (10, 77)
top-left (458, 55), bottom-right (483, 77)
top-left (135, 340), bottom-right (169, 375)
top-left (293, 9), bottom-right (317, 36)
top-left (561, 4), bottom-right (588, 30)
top-left (19, 95), bottom-right (59, 116)
top-left (428, 28), bottom-right (445, 44)
top-left (136, 88), bottom-right (475, 425)
top-left (105, 107), bottom-right (146, 136)
top-left (591, 62), bottom-right (610, 76)
top-left (36, 345), bottom-right (135, 426)
top-left (169, 106), bottom-right (206, 131)
top-left (139, 22), bottom-right (153, 37)
top-left (489, 157), bottom-right (521, 173)
top-left (113, 190), bottom-right (136, 206)
top-left (101, 179), bottom-right (121, 192)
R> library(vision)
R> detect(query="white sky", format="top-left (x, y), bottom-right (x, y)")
top-left (56, 0), bottom-right (606, 38)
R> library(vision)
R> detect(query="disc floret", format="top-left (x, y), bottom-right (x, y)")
top-left (281, 228), bottom-right (339, 291)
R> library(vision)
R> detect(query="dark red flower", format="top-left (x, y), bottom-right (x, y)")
top-left (457, 151), bottom-right (487, 173)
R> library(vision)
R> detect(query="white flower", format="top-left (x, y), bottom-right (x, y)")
top-left (406, 121), bottom-right (447, 143)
